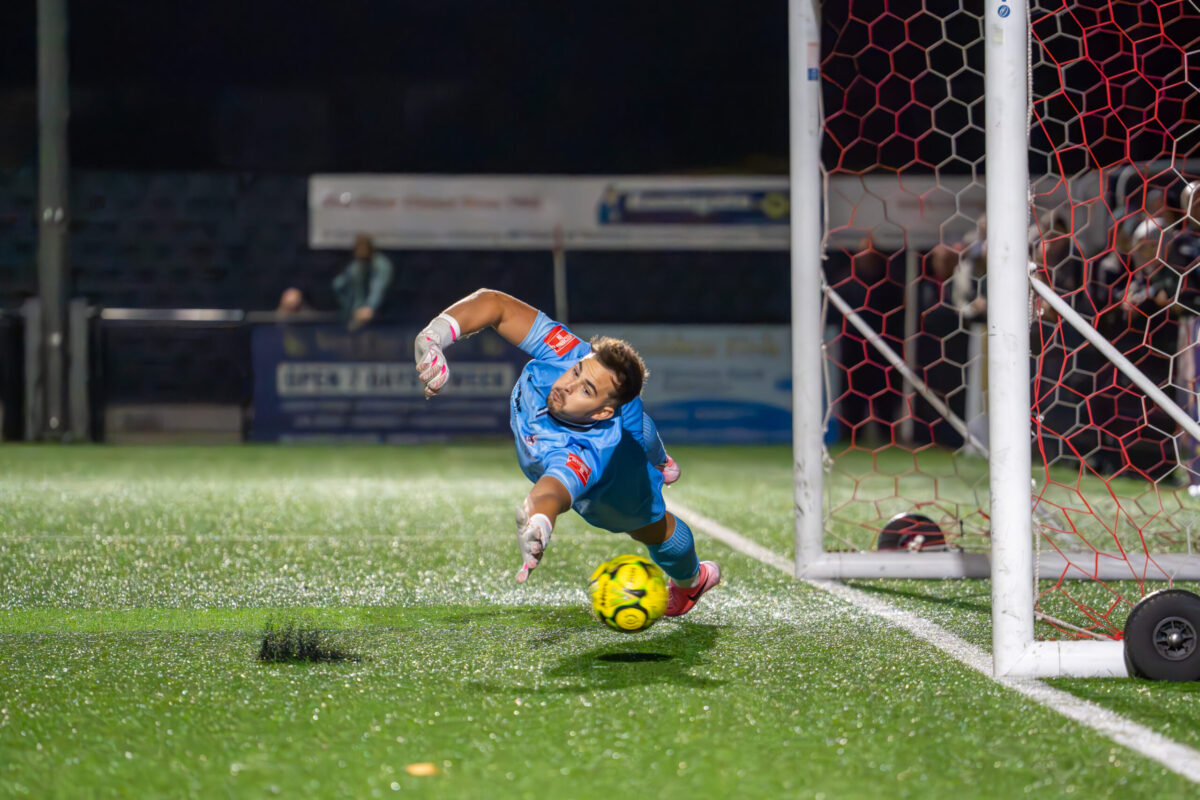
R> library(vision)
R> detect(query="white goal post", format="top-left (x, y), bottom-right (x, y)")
top-left (788, 0), bottom-right (1200, 678)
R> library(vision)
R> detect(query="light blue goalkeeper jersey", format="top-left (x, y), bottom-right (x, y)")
top-left (509, 312), bottom-right (667, 532)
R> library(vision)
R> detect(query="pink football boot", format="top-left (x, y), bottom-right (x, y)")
top-left (665, 561), bottom-right (722, 617)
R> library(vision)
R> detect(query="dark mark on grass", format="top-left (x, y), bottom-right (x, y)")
top-left (258, 621), bottom-right (361, 663)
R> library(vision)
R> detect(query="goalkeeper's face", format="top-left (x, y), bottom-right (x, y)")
top-left (547, 355), bottom-right (619, 423)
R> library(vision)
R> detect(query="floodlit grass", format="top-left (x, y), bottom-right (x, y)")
top-left (841, 576), bottom-right (1200, 754)
top-left (1, 444), bottom-right (1199, 797)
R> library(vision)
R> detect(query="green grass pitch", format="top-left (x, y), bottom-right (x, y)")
top-left (2, 444), bottom-right (1200, 798)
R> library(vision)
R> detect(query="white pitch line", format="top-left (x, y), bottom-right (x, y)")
top-left (668, 498), bottom-right (1200, 786)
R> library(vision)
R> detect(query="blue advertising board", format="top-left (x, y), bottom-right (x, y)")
top-left (252, 323), bottom-right (832, 445)
top-left (250, 324), bottom-right (527, 442)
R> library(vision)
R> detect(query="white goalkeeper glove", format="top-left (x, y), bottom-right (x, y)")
top-left (515, 505), bottom-right (553, 584)
top-left (657, 454), bottom-right (680, 486)
top-left (414, 313), bottom-right (461, 399)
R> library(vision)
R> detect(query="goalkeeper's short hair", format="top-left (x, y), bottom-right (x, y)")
top-left (590, 336), bottom-right (648, 407)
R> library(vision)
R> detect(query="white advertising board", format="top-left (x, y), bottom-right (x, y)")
top-left (310, 173), bottom-right (989, 252)
top-left (310, 175), bottom-right (790, 251)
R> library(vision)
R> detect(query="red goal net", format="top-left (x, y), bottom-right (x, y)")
top-left (819, 0), bottom-right (1200, 638)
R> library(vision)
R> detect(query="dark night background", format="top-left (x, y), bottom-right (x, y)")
top-left (0, 0), bottom-right (1191, 315)
top-left (0, 1), bottom-right (797, 429)
top-left (0, 1), bottom-right (1194, 446)
top-left (0, 1), bottom-right (791, 173)
top-left (0, 0), bottom-right (802, 338)
top-left (0, 2), bottom-right (1189, 187)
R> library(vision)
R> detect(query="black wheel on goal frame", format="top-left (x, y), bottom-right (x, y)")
top-left (1123, 589), bottom-right (1200, 681)
top-left (875, 512), bottom-right (948, 552)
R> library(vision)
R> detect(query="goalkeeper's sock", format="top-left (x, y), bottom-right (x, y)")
top-left (646, 517), bottom-right (701, 585)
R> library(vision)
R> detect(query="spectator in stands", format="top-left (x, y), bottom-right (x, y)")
top-left (276, 286), bottom-right (312, 316)
top-left (1090, 210), bottom-right (1195, 483)
top-left (1120, 186), bottom-right (1176, 242)
top-left (1125, 210), bottom-right (1199, 320)
top-left (277, 233), bottom-right (394, 331)
top-left (333, 233), bottom-right (394, 330)
top-left (951, 214), bottom-right (987, 323)
top-left (1168, 180), bottom-right (1200, 276)
top-left (1105, 186), bottom-right (1182, 315)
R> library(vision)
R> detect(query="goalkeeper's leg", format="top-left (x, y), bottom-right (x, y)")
top-left (629, 512), bottom-right (721, 617)
top-left (582, 450), bottom-right (720, 616)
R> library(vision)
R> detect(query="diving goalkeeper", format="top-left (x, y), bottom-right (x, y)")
top-left (414, 289), bottom-right (721, 617)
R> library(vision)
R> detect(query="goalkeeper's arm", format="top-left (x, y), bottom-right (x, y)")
top-left (639, 410), bottom-right (680, 485)
top-left (437, 289), bottom-right (539, 347)
top-left (514, 475), bottom-right (572, 583)
top-left (414, 289), bottom-right (539, 398)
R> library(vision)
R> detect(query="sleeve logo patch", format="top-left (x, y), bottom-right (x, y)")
top-left (566, 453), bottom-right (592, 485)
top-left (544, 325), bottom-right (581, 356)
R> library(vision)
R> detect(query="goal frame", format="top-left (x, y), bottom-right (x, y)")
top-left (788, 0), bottom-right (1200, 678)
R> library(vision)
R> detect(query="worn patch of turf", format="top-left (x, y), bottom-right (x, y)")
top-left (258, 620), bottom-right (361, 663)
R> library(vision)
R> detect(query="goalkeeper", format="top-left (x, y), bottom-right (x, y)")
top-left (414, 289), bottom-right (721, 617)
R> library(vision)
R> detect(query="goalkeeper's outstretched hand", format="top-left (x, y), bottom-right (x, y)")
top-left (515, 505), bottom-right (553, 583)
top-left (415, 338), bottom-right (448, 398)
top-left (414, 314), bottom-right (460, 398)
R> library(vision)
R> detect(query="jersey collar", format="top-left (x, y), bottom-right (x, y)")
top-left (537, 405), bottom-right (600, 432)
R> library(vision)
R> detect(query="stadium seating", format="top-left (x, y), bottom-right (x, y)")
top-left (0, 169), bottom-right (36, 308)
top-left (2, 168), bottom-right (788, 323)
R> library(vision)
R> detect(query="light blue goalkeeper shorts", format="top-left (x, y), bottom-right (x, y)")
top-left (569, 434), bottom-right (667, 534)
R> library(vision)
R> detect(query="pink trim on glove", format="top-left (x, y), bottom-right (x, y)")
top-left (437, 313), bottom-right (461, 343)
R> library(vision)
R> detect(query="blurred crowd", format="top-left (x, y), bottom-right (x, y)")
top-left (827, 177), bottom-right (1200, 487)
top-left (1041, 179), bottom-right (1200, 486)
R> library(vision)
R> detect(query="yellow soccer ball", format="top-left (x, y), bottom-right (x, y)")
top-left (588, 554), bottom-right (669, 633)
